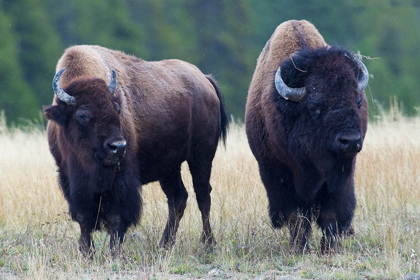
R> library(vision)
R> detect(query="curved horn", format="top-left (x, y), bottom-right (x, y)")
top-left (52, 67), bottom-right (76, 106)
top-left (353, 57), bottom-right (369, 92)
top-left (275, 67), bottom-right (306, 102)
top-left (108, 69), bottom-right (117, 95)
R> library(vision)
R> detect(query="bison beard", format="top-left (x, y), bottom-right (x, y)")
top-left (245, 20), bottom-right (368, 254)
top-left (66, 162), bottom-right (141, 256)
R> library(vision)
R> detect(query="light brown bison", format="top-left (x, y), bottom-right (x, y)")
top-left (245, 20), bottom-right (368, 253)
top-left (44, 45), bottom-right (228, 255)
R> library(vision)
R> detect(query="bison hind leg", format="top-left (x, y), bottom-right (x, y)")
top-left (187, 157), bottom-right (217, 251)
top-left (158, 165), bottom-right (188, 249)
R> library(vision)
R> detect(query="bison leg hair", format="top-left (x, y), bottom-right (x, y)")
top-left (105, 214), bottom-right (128, 257)
top-left (188, 159), bottom-right (216, 249)
top-left (316, 185), bottom-right (356, 254)
top-left (258, 163), bottom-right (294, 228)
top-left (259, 162), bottom-right (314, 253)
top-left (158, 166), bottom-right (188, 248)
top-left (77, 215), bottom-right (96, 257)
top-left (287, 211), bottom-right (312, 254)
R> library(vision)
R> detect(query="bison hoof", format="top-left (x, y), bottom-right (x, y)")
top-left (109, 245), bottom-right (124, 259)
top-left (159, 235), bottom-right (176, 249)
top-left (344, 226), bottom-right (355, 236)
top-left (320, 236), bottom-right (341, 254)
top-left (201, 233), bottom-right (216, 252)
top-left (79, 244), bottom-right (95, 258)
top-left (289, 242), bottom-right (310, 255)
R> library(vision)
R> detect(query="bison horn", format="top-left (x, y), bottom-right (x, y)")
top-left (354, 57), bottom-right (369, 92)
top-left (274, 67), bottom-right (306, 102)
top-left (52, 67), bottom-right (76, 106)
top-left (108, 69), bottom-right (117, 95)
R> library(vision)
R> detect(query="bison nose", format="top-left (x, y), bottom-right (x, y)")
top-left (335, 132), bottom-right (362, 154)
top-left (107, 140), bottom-right (126, 155)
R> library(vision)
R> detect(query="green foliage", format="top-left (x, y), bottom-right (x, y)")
top-left (1, 1), bottom-right (420, 122)
top-left (356, 0), bottom-right (420, 115)
top-left (184, 0), bottom-right (254, 118)
top-left (3, 0), bottom-right (63, 112)
top-left (126, 0), bottom-right (197, 61)
top-left (44, 0), bottom-right (146, 56)
top-left (0, 2), bottom-right (39, 124)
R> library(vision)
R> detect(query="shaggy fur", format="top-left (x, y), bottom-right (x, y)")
top-left (245, 20), bottom-right (368, 253)
top-left (44, 45), bottom-right (228, 255)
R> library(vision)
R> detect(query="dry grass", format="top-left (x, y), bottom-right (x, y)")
top-left (1, 112), bottom-right (420, 279)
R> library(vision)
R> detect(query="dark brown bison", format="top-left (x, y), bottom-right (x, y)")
top-left (245, 20), bottom-right (369, 253)
top-left (44, 45), bottom-right (228, 255)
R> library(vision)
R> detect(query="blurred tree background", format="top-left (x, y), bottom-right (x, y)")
top-left (1, 0), bottom-right (420, 124)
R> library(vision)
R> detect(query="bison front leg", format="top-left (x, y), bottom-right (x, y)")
top-left (105, 214), bottom-right (128, 257)
top-left (258, 163), bottom-right (293, 228)
top-left (259, 163), bottom-right (313, 253)
top-left (287, 211), bottom-right (312, 254)
top-left (318, 212), bottom-right (341, 253)
top-left (316, 186), bottom-right (356, 254)
top-left (77, 215), bottom-right (96, 257)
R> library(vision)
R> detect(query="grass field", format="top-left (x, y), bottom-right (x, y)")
top-left (1, 111), bottom-right (419, 280)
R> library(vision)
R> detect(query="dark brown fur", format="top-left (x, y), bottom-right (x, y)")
top-left (44, 45), bottom-right (228, 255)
top-left (245, 20), bottom-right (368, 253)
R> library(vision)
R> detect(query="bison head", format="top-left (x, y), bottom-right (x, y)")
top-left (44, 68), bottom-right (126, 167)
top-left (273, 47), bottom-right (369, 193)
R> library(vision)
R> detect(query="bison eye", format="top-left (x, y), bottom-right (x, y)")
top-left (76, 110), bottom-right (92, 124)
top-left (78, 114), bottom-right (91, 121)
top-left (309, 105), bottom-right (321, 116)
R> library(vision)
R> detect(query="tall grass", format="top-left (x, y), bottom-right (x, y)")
top-left (0, 111), bottom-right (419, 279)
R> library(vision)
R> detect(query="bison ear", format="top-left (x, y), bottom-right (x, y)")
top-left (280, 55), bottom-right (308, 88)
top-left (43, 105), bottom-right (67, 126)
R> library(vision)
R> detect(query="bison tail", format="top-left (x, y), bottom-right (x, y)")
top-left (206, 75), bottom-right (229, 145)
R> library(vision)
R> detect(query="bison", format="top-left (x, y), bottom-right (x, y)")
top-left (44, 45), bottom-right (228, 255)
top-left (245, 20), bottom-right (369, 253)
